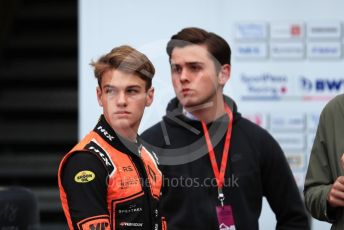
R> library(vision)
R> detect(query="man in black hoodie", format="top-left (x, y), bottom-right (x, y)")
top-left (141, 27), bottom-right (309, 230)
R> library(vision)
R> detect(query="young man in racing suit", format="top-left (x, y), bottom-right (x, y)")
top-left (58, 45), bottom-right (166, 230)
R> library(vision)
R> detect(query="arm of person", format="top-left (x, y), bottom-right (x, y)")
top-left (304, 110), bottom-right (341, 223)
top-left (261, 132), bottom-right (310, 230)
top-left (61, 151), bottom-right (110, 230)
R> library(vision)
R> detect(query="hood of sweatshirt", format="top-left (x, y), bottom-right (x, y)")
top-left (162, 95), bottom-right (241, 127)
top-left (150, 95), bottom-right (242, 165)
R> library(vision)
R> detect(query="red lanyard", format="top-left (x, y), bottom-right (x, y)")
top-left (201, 105), bottom-right (233, 205)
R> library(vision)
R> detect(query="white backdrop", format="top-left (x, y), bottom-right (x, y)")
top-left (79, 1), bottom-right (344, 229)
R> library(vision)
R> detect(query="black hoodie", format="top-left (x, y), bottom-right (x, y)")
top-left (141, 96), bottom-right (310, 230)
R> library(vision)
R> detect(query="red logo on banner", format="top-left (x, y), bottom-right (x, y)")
top-left (291, 25), bottom-right (301, 36)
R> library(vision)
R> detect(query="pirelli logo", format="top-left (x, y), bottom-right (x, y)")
top-left (86, 140), bottom-right (116, 176)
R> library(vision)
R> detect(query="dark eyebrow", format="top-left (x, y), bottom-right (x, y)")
top-left (186, 62), bottom-right (204, 66)
top-left (126, 85), bottom-right (142, 89)
top-left (171, 62), bottom-right (204, 66)
top-left (102, 85), bottom-right (115, 89)
top-left (102, 84), bottom-right (142, 89)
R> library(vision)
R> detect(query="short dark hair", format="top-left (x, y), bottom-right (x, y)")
top-left (90, 45), bottom-right (155, 90)
top-left (166, 27), bottom-right (231, 69)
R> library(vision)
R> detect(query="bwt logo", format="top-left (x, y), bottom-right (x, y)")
top-left (300, 77), bottom-right (344, 92)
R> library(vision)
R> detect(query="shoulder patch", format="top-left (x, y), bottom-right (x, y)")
top-left (74, 170), bottom-right (95, 183)
top-left (85, 140), bottom-right (116, 176)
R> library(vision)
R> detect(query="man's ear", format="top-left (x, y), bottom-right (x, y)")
top-left (145, 87), bottom-right (154, 107)
top-left (96, 86), bottom-right (103, 107)
top-left (218, 64), bottom-right (231, 86)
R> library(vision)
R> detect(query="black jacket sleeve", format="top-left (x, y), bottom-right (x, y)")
top-left (261, 132), bottom-right (310, 230)
top-left (61, 151), bottom-right (109, 229)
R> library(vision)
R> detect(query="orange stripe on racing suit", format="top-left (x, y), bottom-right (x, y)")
top-left (58, 128), bottom-right (164, 230)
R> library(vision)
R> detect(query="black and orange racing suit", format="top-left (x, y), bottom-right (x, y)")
top-left (58, 115), bottom-right (166, 230)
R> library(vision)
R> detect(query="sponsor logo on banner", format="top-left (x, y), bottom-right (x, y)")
top-left (243, 113), bottom-right (267, 128)
top-left (270, 42), bottom-right (304, 59)
top-left (300, 76), bottom-right (344, 93)
top-left (271, 22), bottom-right (304, 40)
top-left (307, 42), bottom-right (341, 59)
top-left (234, 22), bottom-right (267, 40)
top-left (272, 133), bottom-right (306, 151)
top-left (240, 73), bottom-right (288, 100)
top-left (307, 22), bottom-right (341, 39)
top-left (285, 153), bottom-right (306, 171)
top-left (270, 114), bottom-right (305, 132)
top-left (235, 43), bottom-right (267, 59)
